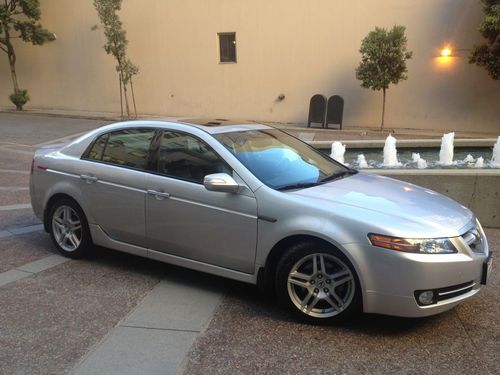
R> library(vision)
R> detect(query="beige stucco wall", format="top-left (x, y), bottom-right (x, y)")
top-left (1, 0), bottom-right (499, 132)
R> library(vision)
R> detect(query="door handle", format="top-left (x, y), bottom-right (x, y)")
top-left (147, 189), bottom-right (170, 200)
top-left (80, 174), bottom-right (98, 184)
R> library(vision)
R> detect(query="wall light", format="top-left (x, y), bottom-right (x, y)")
top-left (440, 47), bottom-right (452, 57)
top-left (436, 45), bottom-right (471, 68)
top-left (438, 45), bottom-right (470, 58)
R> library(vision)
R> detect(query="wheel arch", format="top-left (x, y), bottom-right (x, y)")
top-left (258, 234), bottom-right (365, 302)
top-left (43, 193), bottom-right (87, 233)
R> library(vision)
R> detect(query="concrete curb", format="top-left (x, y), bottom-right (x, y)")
top-left (0, 254), bottom-right (69, 287)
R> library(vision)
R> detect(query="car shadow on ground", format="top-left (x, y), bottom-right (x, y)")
top-left (87, 246), bottom-right (237, 294)
top-left (84, 246), bottom-right (451, 336)
top-left (223, 278), bottom-right (447, 335)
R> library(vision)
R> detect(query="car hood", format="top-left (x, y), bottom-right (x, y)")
top-left (289, 172), bottom-right (473, 238)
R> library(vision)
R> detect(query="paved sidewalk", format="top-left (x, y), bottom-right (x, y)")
top-left (73, 274), bottom-right (224, 375)
top-left (2, 108), bottom-right (498, 141)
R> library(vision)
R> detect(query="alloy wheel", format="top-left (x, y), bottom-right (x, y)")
top-left (287, 253), bottom-right (355, 318)
top-left (51, 205), bottom-right (82, 252)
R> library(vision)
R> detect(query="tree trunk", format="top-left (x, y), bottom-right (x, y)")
top-left (4, 29), bottom-right (20, 94)
top-left (122, 81), bottom-right (131, 118)
top-left (118, 66), bottom-right (130, 118)
top-left (119, 75), bottom-right (123, 119)
top-left (380, 88), bottom-right (386, 131)
top-left (130, 77), bottom-right (137, 119)
top-left (9, 54), bottom-right (19, 94)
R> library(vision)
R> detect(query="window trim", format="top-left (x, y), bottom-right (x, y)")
top-left (81, 128), bottom-right (158, 173)
top-left (149, 129), bottom-right (233, 185)
top-left (217, 32), bottom-right (237, 64)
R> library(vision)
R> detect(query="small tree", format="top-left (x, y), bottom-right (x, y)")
top-left (0, 0), bottom-right (55, 110)
top-left (355, 25), bottom-right (413, 130)
top-left (469, 0), bottom-right (500, 79)
top-left (93, 0), bottom-right (138, 119)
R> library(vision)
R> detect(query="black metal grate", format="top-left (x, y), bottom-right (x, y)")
top-left (436, 281), bottom-right (475, 302)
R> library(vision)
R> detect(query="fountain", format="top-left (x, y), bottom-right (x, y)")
top-left (412, 152), bottom-right (427, 169)
top-left (463, 154), bottom-right (475, 163)
top-left (330, 141), bottom-right (346, 164)
top-left (382, 134), bottom-right (401, 167)
top-left (475, 157), bottom-right (484, 168)
top-left (491, 136), bottom-right (500, 167)
top-left (357, 154), bottom-right (369, 168)
top-left (324, 132), bottom-right (500, 170)
top-left (439, 132), bottom-right (455, 165)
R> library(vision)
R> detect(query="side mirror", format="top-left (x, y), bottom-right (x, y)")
top-left (203, 173), bottom-right (240, 193)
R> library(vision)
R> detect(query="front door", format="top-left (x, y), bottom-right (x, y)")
top-left (145, 130), bottom-right (257, 274)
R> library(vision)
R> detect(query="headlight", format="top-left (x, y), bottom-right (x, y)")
top-left (368, 233), bottom-right (457, 254)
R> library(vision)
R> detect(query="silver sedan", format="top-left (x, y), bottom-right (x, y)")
top-left (29, 119), bottom-right (492, 324)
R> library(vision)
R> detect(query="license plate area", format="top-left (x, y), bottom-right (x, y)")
top-left (481, 253), bottom-right (493, 285)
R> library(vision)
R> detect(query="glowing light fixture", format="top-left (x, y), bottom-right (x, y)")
top-left (440, 47), bottom-right (452, 57)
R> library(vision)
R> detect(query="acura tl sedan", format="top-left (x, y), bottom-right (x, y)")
top-left (30, 119), bottom-right (492, 324)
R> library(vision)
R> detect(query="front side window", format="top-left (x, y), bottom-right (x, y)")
top-left (214, 129), bottom-right (351, 190)
top-left (84, 129), bottom-right (155, 170)
top-left (157, 131), bottom-right (231, 183)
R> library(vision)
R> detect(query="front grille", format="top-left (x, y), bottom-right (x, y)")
top-left (436, 281), bottom-right (475, 302)
top-left (461, 227), bottom-right (484, 253)
top-left (415, 281), bottom-right (475, 306)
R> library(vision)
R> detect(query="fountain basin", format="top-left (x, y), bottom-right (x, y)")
top-left (307, 139), bottom-right (500, 228)
top-left (313, 139), bottom-right (499, 169)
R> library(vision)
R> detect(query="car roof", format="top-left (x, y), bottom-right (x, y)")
top-left (176, 118), bottom-right (272, 134)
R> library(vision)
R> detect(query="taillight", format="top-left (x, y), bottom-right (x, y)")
top-left (31, 159), bottom-right (48, 173)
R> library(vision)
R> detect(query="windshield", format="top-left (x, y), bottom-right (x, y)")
top-left (214, 129), bottom-right (353, 190)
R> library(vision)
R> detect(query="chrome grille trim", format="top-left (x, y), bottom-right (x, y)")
top-left (436, 281), bottom-right (475, 303)
top-left (438, 282), bottom-right (476, 297)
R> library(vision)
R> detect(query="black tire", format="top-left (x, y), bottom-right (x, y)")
top-left (275, 241), bottom-right (362, 324)
top-left (48, 198), bottom-right (92, 259)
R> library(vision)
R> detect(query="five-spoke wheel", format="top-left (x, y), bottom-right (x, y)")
top-left (48, 198), bottom-right (92, 258)
top-left (52, 205), bottom-right (82, 252)
top-left (287, 253), bottom-right (355, 318)
top-left (276, 242), bottom-right (360, 324)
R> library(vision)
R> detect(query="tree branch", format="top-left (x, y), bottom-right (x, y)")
top-left (8, 0), bottom-right (17, 12)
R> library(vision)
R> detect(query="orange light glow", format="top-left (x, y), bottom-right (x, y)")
top-left (436, 56), bottom-right (453, 66)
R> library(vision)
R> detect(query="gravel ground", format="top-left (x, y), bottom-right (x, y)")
top-left (183, 228), bottom-right (499, 375)
top-left (0, 189), bottom-right (30, 206)
top-left (0, 172), bottom-right (29, 187)
top-left (0, 149), bottom-right (32, 171)
top-left (0, 208), bottom-right (40, 231)
top-left (0, 112), bottom-right (110, 146)
top-left (0, 249), bottom-right (164, 375)
top-left (0, 231), bottom-right (53, 272)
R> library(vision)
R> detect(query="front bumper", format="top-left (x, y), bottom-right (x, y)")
top-left (343, 231), bottom-right (491, 318)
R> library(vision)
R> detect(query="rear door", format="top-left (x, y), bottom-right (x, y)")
top-left (80, 128), bottom-right (156, 247)
top-left (145, 129), bottom-right (258, 273)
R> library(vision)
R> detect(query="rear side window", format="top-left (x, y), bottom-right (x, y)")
top-left (84, 129), bottom-right (155, 170)
top-left (158, 131), bottom-right (231, 183)
top-left (86, 133), bottom-right (108, 161)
